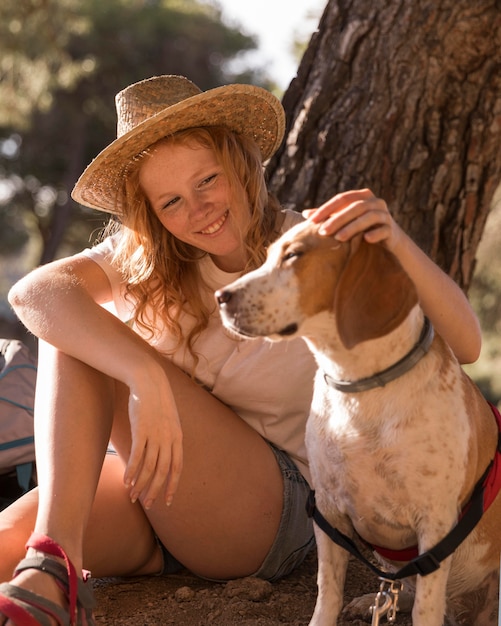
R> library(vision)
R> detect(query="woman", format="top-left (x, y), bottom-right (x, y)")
top-left (0, 75), bottom-right (481, 625)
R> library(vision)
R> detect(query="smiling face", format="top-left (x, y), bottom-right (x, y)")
top-left (139, 140), bottom-right (251, 272)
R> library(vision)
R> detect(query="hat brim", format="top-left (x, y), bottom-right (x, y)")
top-left (71, 84), bottom-right (285, 215)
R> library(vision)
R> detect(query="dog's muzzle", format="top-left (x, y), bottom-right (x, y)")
top-left (215, 287), bottom-right (255, 337)
top-left (215, 287), bottom-right (299, 338)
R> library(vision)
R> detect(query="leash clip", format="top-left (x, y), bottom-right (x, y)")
top-left (370, 578), bottom-right (402, 625)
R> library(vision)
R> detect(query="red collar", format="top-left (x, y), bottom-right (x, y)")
top-left (371, 402), bottom-right (501, 562)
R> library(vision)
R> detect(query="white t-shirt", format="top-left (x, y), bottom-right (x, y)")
top-left (82, 210), bottom-right (315, 482)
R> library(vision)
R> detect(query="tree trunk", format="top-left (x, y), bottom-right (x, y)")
top-left (39, 105), bottom-right (88, 265)
top-left (268, 0), bottom-right (501, 291)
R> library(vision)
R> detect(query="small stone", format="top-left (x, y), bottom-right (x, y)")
top-left (174, 586), bottom-right (196, 602)
top-left (223, 577), bottom-right (273, 602)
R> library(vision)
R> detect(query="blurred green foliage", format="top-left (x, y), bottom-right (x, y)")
top-left (0, 0), bottom-right (91, 129)
top-left (0, 0), bottom-right (276, 269)
top-left (0, 0), bottom-right (498, 406)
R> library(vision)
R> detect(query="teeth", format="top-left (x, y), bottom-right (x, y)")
top-left (201, 211), bottom-right (227, 235)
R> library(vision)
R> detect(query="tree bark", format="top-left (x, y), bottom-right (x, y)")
top-left (268, 0), bottom-right (501, 290)
top-left (39, 107), bottom-right (88, 265)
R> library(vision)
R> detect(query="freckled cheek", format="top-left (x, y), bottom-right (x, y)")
top-left (157, 214), bottom-right (190, 238)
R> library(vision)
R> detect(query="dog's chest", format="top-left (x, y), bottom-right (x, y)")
top-left (305, 384), bottom-right (470, 545)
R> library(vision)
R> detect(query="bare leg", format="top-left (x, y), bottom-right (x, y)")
top-left (1, 342), bottom-right (119, 623)
top-left (1, 342), bottom-right (284, 622)
top-left (33, 341), bottom-right (113, 566)
top-left (110, 356), bottom-right (284, 580)
top-left (0, 456), bottom-right (162, 583)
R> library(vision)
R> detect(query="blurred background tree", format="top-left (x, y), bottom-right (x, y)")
top-left (0, 0), bottom-right (499, 405)
top-left (0, 0), bottom-right (90, 130)
top-left (266, 0), bottom-right (501, 405)
top-left (0, 0), bottom-right (274, 292)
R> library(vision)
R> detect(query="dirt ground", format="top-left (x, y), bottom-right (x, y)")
top-left (92, 548), bottom-right (415, 625)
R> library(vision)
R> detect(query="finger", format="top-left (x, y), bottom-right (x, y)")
top-left (124, 436), bottom-right (146, 492)
top-left (318, 199), bottom-right (381, 238)
top-left (163, 437), bottom-right (183, 506)
top-left (130, 441), bottom-right (161, 503)
top-left (140, 430), bottom-right (183, 509)
top-left (309, 189), bottom-right (375, 224)
top-left (141, 444), bottom-right (173, 509)
top-left (362, 225), bottom-right (391, 244)
top-left (301, 208), bottom-right (317, 218)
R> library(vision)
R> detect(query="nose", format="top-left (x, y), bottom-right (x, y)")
top-left (215, 289), bottom-right (232, 305)
top-left (189, 194), bottom-right (212, 219)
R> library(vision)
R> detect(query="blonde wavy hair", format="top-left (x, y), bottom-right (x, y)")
top-left (104, 126), bottom-right (283, 361)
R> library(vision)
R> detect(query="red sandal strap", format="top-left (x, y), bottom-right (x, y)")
top-left (0, 592), bottom-right (41, 626)
top-left (0, 581), bottom-right (67, 626)
top-left (26, 532), bottom-right (79, 625)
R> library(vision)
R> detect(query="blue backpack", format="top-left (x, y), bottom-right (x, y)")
top-left (0, 338), bottom-right (37, 506)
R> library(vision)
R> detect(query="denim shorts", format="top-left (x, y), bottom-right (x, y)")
top-left (158, 441), bottom-right (315, 582)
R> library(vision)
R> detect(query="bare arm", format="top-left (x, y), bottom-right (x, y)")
top-left (8, 254), bottom-right (183, 507)
top-left (304, 189), bottom-right (481, 364)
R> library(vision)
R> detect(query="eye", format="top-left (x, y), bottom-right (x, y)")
top-left (198, 173), bottom-right (218, 188)
top-left (282, 249), bottom-right (304, 264)
top-left (161, 196), bottom-right (181, 211)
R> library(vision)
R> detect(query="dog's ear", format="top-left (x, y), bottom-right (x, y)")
top-left (334, 236), bottom-right (418, 349)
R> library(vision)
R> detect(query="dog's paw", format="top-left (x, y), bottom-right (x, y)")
top-left (342, 591), bottom-right (414, 622)
top-left (342, 593), bottom-right (375, 621)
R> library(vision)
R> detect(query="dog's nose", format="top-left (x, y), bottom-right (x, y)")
top-left (215, 289), bottom-right (232, 305)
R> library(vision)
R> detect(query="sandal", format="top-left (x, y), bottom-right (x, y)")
top-left (0, 532), bottom-right (95, 625)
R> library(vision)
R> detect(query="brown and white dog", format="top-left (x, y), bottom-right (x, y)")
top-left (216, 218), bottom-right (501, 626)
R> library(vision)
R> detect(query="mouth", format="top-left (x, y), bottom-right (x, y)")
top-left (199, 210), bottom-right (229, 235)
top-left (220, 316), bottom-right (299, 340)
top-left (277, 323), bottom-right (298, 336)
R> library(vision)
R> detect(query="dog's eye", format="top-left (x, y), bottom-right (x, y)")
top-left (282, 250), bottom-right (303, 263)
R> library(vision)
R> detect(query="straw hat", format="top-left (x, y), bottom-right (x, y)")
top-left (71, 75), bottom-right (286, 215)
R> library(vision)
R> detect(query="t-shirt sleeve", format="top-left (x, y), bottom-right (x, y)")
top-left (80, 236), bottom-right (135, 322)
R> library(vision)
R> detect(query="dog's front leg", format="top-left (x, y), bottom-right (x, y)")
top-left (308, 523), bottom-right (350, 626)
top-left (412, 556), bottom-right (451, 626)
